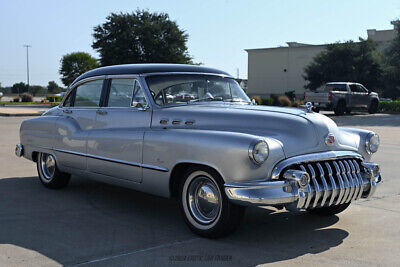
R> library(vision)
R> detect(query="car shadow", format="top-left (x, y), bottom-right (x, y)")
top-left (0, 175), bottom-right (348, 266)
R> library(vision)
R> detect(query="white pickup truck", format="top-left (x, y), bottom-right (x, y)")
top-left (304, 82), bottom-right (379, 115)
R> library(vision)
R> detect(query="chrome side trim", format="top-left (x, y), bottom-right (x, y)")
top-left (140, 72), bottom-right (232, 78)
top-left (32, 146), bottom-right (169, 172)
top-left (271, 151), bottom-right (363, 180)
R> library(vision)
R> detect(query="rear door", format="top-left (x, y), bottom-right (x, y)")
top-left (356, 84), bottom-right (370, 108)
top-left (55, 78), bottom-right (106, 170)
top-left (87, 77), bottom-right (151, 183)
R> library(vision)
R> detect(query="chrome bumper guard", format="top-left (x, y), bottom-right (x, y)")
top-left (225, 159), bottom-right (381, 209)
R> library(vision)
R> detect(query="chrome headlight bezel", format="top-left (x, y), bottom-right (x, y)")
top-left (248, 140), bottom-right (269, 165)
top-left (365, 132), bottom-right (380, 154)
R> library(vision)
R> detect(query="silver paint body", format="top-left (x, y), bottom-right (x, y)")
top-left (18, 73), bottom-right (379, 203)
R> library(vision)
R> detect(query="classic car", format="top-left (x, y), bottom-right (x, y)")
top-left (15, 64), bottom-right (382, 238)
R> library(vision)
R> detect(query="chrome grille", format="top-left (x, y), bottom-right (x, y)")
top-left (283, 158), bottom-right (366, 209)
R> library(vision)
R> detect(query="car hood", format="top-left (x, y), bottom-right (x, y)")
top-left (152, 104), bottom-right (359, 158)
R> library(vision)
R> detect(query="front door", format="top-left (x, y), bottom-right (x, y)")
top-left (87, 78), bottom-right (151, 183)
top-left (55, 79), bottom-right (105, 170)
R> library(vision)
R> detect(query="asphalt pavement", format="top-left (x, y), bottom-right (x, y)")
top-left (0, 113), bottom-right (399, 266)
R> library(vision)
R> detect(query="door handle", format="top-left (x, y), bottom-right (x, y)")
top-left (96, 110), bottom-right (108, 115)
top-left (63, 109), bottom-right (72, 114)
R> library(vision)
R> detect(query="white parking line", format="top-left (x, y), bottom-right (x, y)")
top-left (71, 237), bottom-right (200, 266)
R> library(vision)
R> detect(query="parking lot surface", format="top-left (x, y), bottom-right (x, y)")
top-left (0, 113), bottom-right (399, 266)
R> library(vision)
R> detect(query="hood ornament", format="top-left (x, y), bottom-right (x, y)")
top-left (325, 133), bottom-right (336, 146)
top-left (300, 102), bottom-right (314, 113)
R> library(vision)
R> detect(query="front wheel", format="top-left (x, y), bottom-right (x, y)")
top-left (308, 202), bottom-right (351, 216)
top-left (368, 99), bottom-right (379, 114)
top-left (179, 166), bottom-right (245, 238)
top-left (37, 152), bottom-right (71, 189)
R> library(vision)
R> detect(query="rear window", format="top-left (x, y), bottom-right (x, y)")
top-left (325, 84), bottom-right (347, 92)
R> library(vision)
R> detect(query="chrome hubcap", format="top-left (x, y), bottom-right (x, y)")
top-left (40, 153), bottom-right (56, 180)
top-left (187, 176), bottom-right (221, 224)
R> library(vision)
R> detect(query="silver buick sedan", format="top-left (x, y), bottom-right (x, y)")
top-left (16, 64), bottom-right (382, 237)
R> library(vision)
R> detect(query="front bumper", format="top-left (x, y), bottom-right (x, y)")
top-left (225, 159), bottom-right (381, 209)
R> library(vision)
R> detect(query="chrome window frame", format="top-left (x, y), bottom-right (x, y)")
top-left (105, 75), bottom-right (150, 110)
top-left (60, 76), bottom-right (106, 109)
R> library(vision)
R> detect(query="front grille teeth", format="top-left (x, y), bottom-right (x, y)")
top-left (288, 158), bottom-right (367, 209)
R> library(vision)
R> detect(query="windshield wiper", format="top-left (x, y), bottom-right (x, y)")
top-left (188, 97), bottom-right (223, 103)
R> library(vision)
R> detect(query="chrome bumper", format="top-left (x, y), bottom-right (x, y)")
top-left (225, 161), bottom-right (381, 209)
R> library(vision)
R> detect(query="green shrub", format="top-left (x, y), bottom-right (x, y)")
top-left (21, 93), bottom-right (33, 102)
top-left (379, 100), bottom-right (400, 113)
top-left (46, 95), bottom-right (63, 102)
top-left (261, 97), bottom-right (274, 106)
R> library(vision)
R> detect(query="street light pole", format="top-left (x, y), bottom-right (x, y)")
top-left (23, 45), bottom-right (31, 94)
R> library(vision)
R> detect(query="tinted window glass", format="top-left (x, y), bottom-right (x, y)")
top-left (74, 80), bottom-right (103, 107)
top-left (349, 84), bottom-right (359, 92)
top-left (357, 85), bottom-right (367, 93)
top-left (108, 79), bottom-right (134, 107)
top-left (325, 84), bottom-right (347, 92)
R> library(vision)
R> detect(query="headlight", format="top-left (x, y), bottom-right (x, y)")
top-left (249, 140), bottom-right (269, 165)
top-left (366, 132), bottom-right (380, 154)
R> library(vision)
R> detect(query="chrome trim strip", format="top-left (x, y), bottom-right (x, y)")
top-left (338, 161), bottom-right (351, 204)
top-left (325, 162), bottom-right (338, 206)
top-left (300, 165), bottom-right (313, 209)
top-left (348, 160), bottom-right (360, 201)
top-left (308, 164), bottom-right (321, 208)
top-left (271, 151), bottom-right (363, 180)
top-left (33, 146), bottom-right (169, 172)
top-left (353, 160), bottom-right (365, 199)
top-left (332, 161), bottom-right (345, 205)
top-left (140, 72), bottom-right (232, 78)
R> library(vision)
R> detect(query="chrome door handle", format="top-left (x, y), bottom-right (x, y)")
top-left (96, 110), bottom-right (108, 115)
top-left (63, 109), bottom-right (72, 114)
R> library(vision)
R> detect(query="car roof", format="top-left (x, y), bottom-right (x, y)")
top-left (72, 63), bottom-right (232, 86)
top-left (326, 82), bottom-right (360, 85)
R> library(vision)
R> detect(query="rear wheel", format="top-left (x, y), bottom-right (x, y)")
top-left (368, 99), bottom-right (379, 114)
top-left (179, 166), bottom-right (245, 238)
top-left (334, 101), bottom-right (346, 116)
top-left (308, 202), bottom-right (351, 216)
top-left (37, 152), bottom-right (71, 189)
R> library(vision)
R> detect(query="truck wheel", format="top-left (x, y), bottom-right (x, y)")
top-left (346, 108), bottom-right (352, 115)
top-left (368, 99), bottom-right (379, 114)
top-left (334, 101), bottom-right (346, 116)
top-left (179, 166), bottom-right (245, 238)
top-left (37, 152), bottom-right (71, 189)
top-left (308, 202), bottom-right (351, 216)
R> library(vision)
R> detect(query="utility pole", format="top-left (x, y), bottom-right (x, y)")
top-left (23, 45), bottom-right (31, 94)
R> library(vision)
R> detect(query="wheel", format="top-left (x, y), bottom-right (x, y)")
top-left (179, 166), bottom-right (245, 238)
top-left (308, 202), bottom-right (351, 216)
top-left (368, 99), bottom-right (379, 114)
top-left (346, 108), bottom-right (352, 115)
top-left (334, 101), bottom-right (346, 116)
top-left (37, 152), bottom-right (71, 189)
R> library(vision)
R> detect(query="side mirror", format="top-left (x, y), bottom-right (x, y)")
top-left (251, 99), bottom-right (257, 105)
top-left (133, 102), bottom-right (150, 111)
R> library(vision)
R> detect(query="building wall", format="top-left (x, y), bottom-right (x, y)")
top-left (247, 45), bottom-right (325, 97)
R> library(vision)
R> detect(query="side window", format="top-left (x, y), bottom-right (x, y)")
top-left (132, 80), bottom-right (147, 108)
top-left (63, 91), bottom-right (74, 107)
top-left (357, 85), bottom-right (367, 93)
top-left (74, 80), bottom-right (104, 107)
top-left (108, 79), bottom-right (135, 107)
top-left (349, 84), bottom-right (358, 92)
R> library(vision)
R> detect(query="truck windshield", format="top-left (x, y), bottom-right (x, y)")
top-left (145, 74), bottom-right (250, 106)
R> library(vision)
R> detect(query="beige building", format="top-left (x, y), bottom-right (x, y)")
top-left (246, 22), bottom-right (397, 97)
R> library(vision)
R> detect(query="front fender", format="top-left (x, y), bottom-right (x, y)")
top-left (339, 127), bottom-right (375, 161)
top-left (143, 129), bottom-right (285, 183)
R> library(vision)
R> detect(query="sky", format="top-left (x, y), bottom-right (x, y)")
top-left (0, 0), bottom-right (399, 87)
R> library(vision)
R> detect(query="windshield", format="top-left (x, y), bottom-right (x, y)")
top-left (145, 74), bottom-right (250, 106)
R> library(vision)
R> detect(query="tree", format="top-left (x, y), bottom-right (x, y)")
top-left (92, 10), bottom-right (193, 66)
top-left (29, 85), bottom-right (44, 96)
top-left (303, 39), bottom-right (382, 91)
top-left (381, 20), bottom-right (400, 98)
top-left (59, 52), bottom-right (99, 86)
top-left (47, 81), bottom-right (62, 93)
top-left (12, 82), bottom-right (29, 94)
